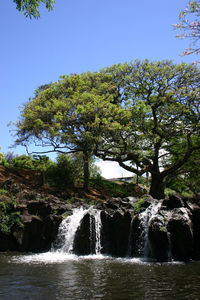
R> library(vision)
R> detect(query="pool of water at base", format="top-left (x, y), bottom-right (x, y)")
top-left (0, 252), bottom-right (200, 300)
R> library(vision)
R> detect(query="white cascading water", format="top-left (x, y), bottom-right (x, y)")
top-left (138, 201), bottom-right (162, 257)
top-left (126, 218), bottom-right (134, 257)
top-left (52, 207), bottom-right (90, 253)
top-left (52, 207), bottom-right (102, 255)
top-left (90, 209), bottom-right (102, 255)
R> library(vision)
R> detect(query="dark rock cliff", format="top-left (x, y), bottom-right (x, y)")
top-left (1, 177), bottom-right (200, 262)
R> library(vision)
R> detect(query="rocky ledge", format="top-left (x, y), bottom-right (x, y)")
top-left (1, 177), bottom-right (200, 262)
top-left (73, 194), bottom-right (200, 261)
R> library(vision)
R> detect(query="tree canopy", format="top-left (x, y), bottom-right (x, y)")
top-left (96, 60), bottom-right (200, 199)
top-left (13, 0), bottom-right (54, 19)
top-left (15, 71), bottom-right (116, 190)
top-left (173, 0), bottom-right (200, 59)
top-left (14, 60), bottom-right (200, 198)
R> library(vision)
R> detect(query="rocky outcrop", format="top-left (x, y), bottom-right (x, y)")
top-left (100, 210), bottom-right (131, 257)
top-left (73, 213), bottom-right (91, 255)
top-left (0, 182), bottom-right (75, 252)
top-left (128, 195), bottom-right (198, 262)
top-left (1, 177), bottom-right (200, 262)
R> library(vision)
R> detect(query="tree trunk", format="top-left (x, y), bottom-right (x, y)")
top-left (39, 171), bottom-right (45, 186)
top-left (83, 152), bottom-right (89, 191)
top-left (149, 173), bottom-right (165, 200)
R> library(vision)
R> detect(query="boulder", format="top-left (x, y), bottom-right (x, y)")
top-left (167, 208), bottom-right (193, 261)
top-left (148, 216), bottom-right (170, 261)
top-left (101, 210), bottom-right (131, 257)
top-left (27, 201), bottom-right (52, 217)
top-left (73, 213), bottom-right (91, 255)
top-left (13, 214), bottom-right (62, 252)
top-left (188, 204), bottom-right (200, 260)
top-left (162, 194), bottom-right (184, 210)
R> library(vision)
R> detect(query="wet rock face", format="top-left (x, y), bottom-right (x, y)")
top-left (0, 187), bottom-right (74, 252)
top-left (0, 231), bottom-right (18, 251)
top-left (191, 205), bottom-right (200, 259)
top-left (1, 189), bottom-right (200, 262)
top-left (126, 196), bottom-right (200, 262)
top-left (13, 214), bottom-right (62, 252)
top-left (167, 208), bottom-right (193, 261)
top-left (132, 199), bottom-right (196, 262)
top-left (100, 211), bottom-right (131, 257)
top-left (148, 216), bottom-right (170, 262)
top-left (73, 213), bottom-right (91, 255)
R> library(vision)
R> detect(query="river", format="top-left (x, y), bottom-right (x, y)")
top-left (0, 253), bottom-right (200, 300)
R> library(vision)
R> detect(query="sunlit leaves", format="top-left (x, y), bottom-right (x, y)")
top-left (13, 0), bottom-right (55, 19)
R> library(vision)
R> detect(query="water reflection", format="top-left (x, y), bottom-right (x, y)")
top-left (0, 254), bottom-right (200, 299)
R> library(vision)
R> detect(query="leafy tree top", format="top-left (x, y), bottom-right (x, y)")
top-left (14, 60), bottom-right (200, 198)
top-left (13, 0), bottom-right (54, 19)
top-left (96, 60), bottom-right (200, 198)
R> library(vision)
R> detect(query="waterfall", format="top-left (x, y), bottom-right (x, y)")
top-left (90, 209), bottom-right (102, 255)
top-left (52, 207), bottom-right (89, 253)
top-left (126, 218), bottom-right (134, 257)
top-left (138, 201), bottom-right (161, 257)
top-left (52, 207), bottom-right (102, 255)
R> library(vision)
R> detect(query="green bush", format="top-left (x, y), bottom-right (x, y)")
top-left (0, 151), bottom-right (7, 166)
top-left (133, 197), bottom-right (145, 215)
top-left (9, 154), bottom-right (53, 171)
top-left (0, 189), bottom-right (8, 195)
top-left (46, 154), bottom-right (79, 188)
top-left (0, 199), bottom-right (23, 234)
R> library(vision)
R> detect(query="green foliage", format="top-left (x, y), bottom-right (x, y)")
top-left (13, 0), bottom-right (55, 19)
top-left (45, 153), bottom-right (100, 189)
top-left (0, 150), bottom-right (7, 166)
top-left (14, 71), bottom-right (114, 190)
top-left (166, 139), bottom-right (200, 195)
top-left (46, 154), bottom-right (79, 188)
top-left (133, 198), bottom-right (145, 215)
top-left (0, 189), bottom-right (8, 196)
top-left (14, 60), bottom-right (200, 198)
top-left (97, 60), bottom-right (200, 199)
top-left (0, 199), bottom-right (23, 234)
top-left (2, 154), bottom-right (53, 173)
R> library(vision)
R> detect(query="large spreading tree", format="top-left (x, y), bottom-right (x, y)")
top-left (14, 71), bottom-right (116, 190)
top-left (95, 60), bottom-right (200, 199)
top-left (14, 60), bottom-right (200, 198)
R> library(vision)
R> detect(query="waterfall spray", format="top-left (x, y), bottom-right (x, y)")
top-left (138, 201), bottom-right (161, 257)
top-left (52, 207), bottom-right (102, 255)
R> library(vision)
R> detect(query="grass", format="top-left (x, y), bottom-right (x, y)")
top-left (89, 177), bottom-right (132, 198)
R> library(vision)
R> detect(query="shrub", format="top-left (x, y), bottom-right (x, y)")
top-left (0, 199), bottom-right (23, 234)
top-left (46, 154), bottom-right (79, 188)
top-left (0, 189), bottom-right (8, 195)
top-left (133, 198), bottom-right (145, 215)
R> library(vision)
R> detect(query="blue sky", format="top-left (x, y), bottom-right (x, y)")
top-left (0, 0), bottom-right (195, 177)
